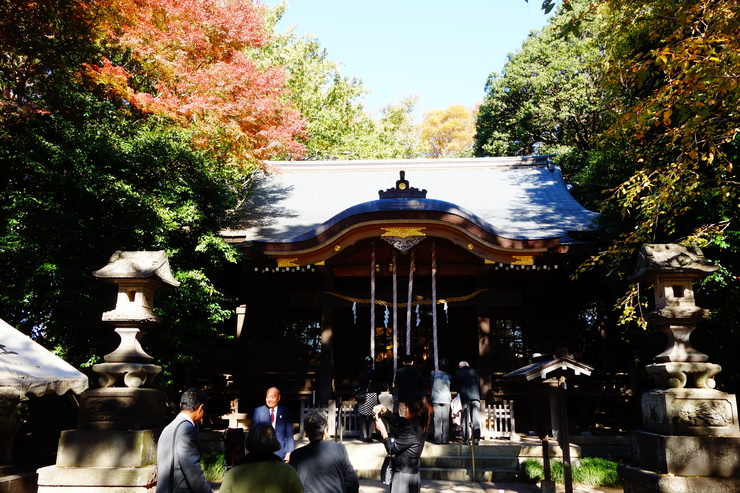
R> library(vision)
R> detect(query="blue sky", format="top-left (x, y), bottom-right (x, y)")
top-left (262, 0), bottom-right (551, 117)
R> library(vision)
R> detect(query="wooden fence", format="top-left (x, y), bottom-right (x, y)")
top-left (299, 399), bottom-right (515, 440)
top-left (482, 400), bottom-right (515, 439)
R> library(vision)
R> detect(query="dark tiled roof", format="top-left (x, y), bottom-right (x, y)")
top-left (223, 157), bottom-right (598, 245)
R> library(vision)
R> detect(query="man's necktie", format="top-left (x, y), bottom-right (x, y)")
top-left (270, 407), bottom-right (275, 427)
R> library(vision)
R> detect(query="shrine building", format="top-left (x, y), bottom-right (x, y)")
top-left (216, 156), bottom-right (602, 415)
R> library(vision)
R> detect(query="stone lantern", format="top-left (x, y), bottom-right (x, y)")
top-left (37, 251), bottom-right (179, 492)
top-left (91, 250), bottom-right (180, 388)
top-left (622, 244), bottom-right (740, 492)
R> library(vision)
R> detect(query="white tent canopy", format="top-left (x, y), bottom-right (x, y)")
top-left (0, 318), bottom-right (89, 397)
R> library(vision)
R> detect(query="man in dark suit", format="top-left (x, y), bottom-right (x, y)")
top-left (289, 412), bottom-right (359, 493)
top-left (252, 387), bottom-right (295, 461)
top-left (156, 388), bottom-right (213, 493)
top-left (394, 354), bottom-right (423, 416)
top-left (456, 361), bottom-right (482, 445)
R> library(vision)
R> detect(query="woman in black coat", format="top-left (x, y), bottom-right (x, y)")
top-left (373, 391), bottom-right (431, 493)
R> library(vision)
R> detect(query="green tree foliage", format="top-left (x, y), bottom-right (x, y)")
top-left (474, 0), bottom-right (621, 207)
top-left (260, 3), bottom-right (423, 160)
top-left (259, 4), bottom-right (370, 160)
top-left (586, 0), bottom-right (740, 391)
top-left (475, 3), bottom-right (605, 158)
top-left (0, 0), bottom-right (298, 378)
top-left (497, 0), bottom-right (740, 272)
top-left (517, 0), bottom-right (740, 391)
top-left (592, 0), bottom-right (740, 255)
top-left (371, 97), bottom-right (424, 159)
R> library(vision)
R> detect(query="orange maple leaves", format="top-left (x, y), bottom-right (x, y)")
top-left (84, 0), bottom-right (305, 166)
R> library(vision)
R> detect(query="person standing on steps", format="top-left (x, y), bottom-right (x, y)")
top-left (456, 361), bottom-right (481, 445)
top-left (252, 387), bottom-right (295, 461)
top-left (430, 358), bottom-right (452, 444)
top-left (156, 388), bottom-right (213, 493)
top-left (357, 356), bottom-right (380, 442)
top-left (394, 354), bottom-right (423, 418)
top-left (373, 391), bottom-right (431, 493)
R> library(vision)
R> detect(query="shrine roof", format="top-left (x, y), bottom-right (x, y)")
top-left (504, 352), bottom-right (594, 382)
top-left (223, 156), bottom-right (598, 246)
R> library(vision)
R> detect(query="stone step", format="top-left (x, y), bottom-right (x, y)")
top-left (355, 466), bottom-right (522, 482)
top-left (334, 437), bottom-right (577, 484)
top-left (421, 455), bottom-right (519, 469)
top-left (342, 439), bottom-right (579, 458)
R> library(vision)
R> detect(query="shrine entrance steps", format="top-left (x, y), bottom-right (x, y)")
top-left (304, 436), bottom-right (581, 482)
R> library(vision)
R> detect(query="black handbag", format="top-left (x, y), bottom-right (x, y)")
top-left (381, 453), bottom-right (394, 485)
top-left (355, 388), bottom-right (367, 403)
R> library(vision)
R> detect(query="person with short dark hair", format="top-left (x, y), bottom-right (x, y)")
top-left (394, 354), bottom-right (423, 417)
top-left (156, 388), bottom-right (213, 493)
top-left (219, 422), bottom-right (304, 493)
top-left (289, 412), bottom-right (359, 493)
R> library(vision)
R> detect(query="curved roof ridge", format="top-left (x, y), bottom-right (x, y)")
top-left (280, 197), bottom-right (504, 244)
top-left (224, 156), bottom-right (597, 246)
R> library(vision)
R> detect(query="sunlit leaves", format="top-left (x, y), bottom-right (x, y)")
top-left (596, 0), bottom-right (740, 256)
top-left (82, 0), bottom-right (305, 167)
top-left (258, 6), bottom-right (422, 160)
top-left (421, 105), bottom-right (476, 158)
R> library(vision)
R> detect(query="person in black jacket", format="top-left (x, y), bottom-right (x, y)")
top-left (289, 412), bottom-right (359, 493)
top-left (373, 392), bottom-right (431, 493)
top-left (455, 361), bottom-right (481, 445)
top-left (394, 354), bottom-right (423, 416)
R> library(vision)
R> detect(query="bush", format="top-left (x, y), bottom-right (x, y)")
top-left (521, 457), bottom-right (622, 488)
top-left (202, 453), bottom-right (226, 482)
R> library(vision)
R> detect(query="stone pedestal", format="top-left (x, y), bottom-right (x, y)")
top-left (624, 388), bottom-right (740, 491)
top-left (624, 390), bottom-right (740, 492)
top-left (632, 430), bottom-right (740, 477)
top-left (642, 388), bottom-right (739, 436)
top-left (37, 466), bottom-right (157, 493)
top-left (36, 390), bottom-right (166, 493)
top-left (52, 428), bottom-right (158, 468)
top-left (77, 388), bottom-right (167, 431)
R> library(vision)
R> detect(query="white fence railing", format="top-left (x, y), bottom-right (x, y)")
top-left (299, 399), bottom-right (515, 441)
top-left (299, 399), bottom-right (360, 440)
top-left (482, 400), bottom-right (515, 439)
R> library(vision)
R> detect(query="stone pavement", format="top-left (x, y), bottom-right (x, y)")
top-left (358, 479), bottom-right (622, 493)
top-left (213, 479), bottom-right (622, 492)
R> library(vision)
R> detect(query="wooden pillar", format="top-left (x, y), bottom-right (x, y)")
top-left (319, 276), bottom-right (334, 404)
top-left (550, 378), bottom-right (573, 493)
top-left (476, 273), bottom-right (492, 398)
